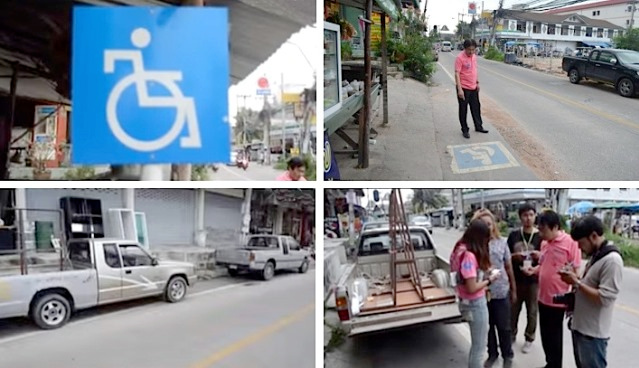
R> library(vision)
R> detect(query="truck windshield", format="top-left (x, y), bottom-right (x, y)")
top-left (616, 51), bottom-right (639, 64)
top-left (247, 236), bottom-right (278, 248)
top-left (358, 230), bottom-right (434, 256)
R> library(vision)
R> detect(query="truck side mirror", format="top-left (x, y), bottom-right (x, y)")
top-left (151, 258), bottom-right (159, 266)
top-left (610, 58), bottom-right (617, 64)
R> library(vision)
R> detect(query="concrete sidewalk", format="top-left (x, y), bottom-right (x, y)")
top-left (330, 67), bottom-right (539, 181)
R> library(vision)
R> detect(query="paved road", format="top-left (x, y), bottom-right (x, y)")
top-left (208, 163), bottom-right (285, 181)
top-left (0, 271), bottom-right (315, 368)
top-left (324, 228), bottom-right (639, 367)
top-left (439, 51), bottom-right (639, 180)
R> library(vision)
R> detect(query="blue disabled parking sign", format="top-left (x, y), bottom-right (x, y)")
top-left (71, 7), bottom-right (230, 165)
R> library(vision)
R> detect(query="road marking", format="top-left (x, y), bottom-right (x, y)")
top-left (616, 302), bottom-right (639, 317)
top-left (480, 66), bottom-right (639, 132)
top-left (438, 62), bottom-right (456, 84)
top-left (189, 302), bottom-right (315, 368)
top-left (448, 141), bottom-right (520, 174)
top-left (190, 282), bottom-right (251, 297)
top-left (218, 165), bottom-right (251, 181)
top-left (0, 281), bottom-right (250, 346)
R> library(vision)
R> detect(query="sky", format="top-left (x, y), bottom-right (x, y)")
top-left (227, 25), bottom-right (319, 126)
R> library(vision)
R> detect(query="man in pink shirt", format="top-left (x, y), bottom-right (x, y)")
top-left (523, 210), bottom-right (581, 368)
top-left (276, 156), bottom-right (307, 181)
top-left (454, 39), bottom-right (488, 139)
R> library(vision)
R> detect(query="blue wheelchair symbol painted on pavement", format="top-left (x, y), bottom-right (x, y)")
top-left (72, 7), bottom-right (230, 165)
top-left (449, 141), bottom-right (519, 174)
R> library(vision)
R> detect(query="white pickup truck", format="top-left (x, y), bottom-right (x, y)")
top-left (334, 226), bottom-right (461, 336)
top-left (215, 234), bottom-right (311, 281)
top-left (0, 238), bottom-right (197, 330)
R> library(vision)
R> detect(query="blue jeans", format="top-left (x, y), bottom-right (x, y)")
top-left (460, 296), bottom-right (489, 368)
top-left (572, 330), bottom-right (609, 368)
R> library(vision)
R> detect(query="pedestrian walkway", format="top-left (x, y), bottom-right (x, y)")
top-left (330, 67), bottom-right (538, 181)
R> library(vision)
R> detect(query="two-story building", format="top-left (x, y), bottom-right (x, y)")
top-left (478, 10), bottom-right (625, 53)
top-left (546, 0), bottom-right (638, 30)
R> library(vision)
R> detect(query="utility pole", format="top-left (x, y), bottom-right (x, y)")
top-left (262, 95), bottom-right (272, 165)
top-left (630, 0), bottom-right (637, 29)
top-left (280, 73), bottom-right (287, 159)
top-left (490, 0), bottom-right (504, 47)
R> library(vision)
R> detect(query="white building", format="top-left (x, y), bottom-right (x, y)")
top-left (547, 0), bottom-right (638, 30)
top-left (477, 9), bottom-right (625, 52)
top-left (463, 188), bottom-right (639, 213)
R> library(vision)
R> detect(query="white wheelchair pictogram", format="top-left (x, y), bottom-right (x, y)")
top-left (104, 28), bottom-right (201, 152)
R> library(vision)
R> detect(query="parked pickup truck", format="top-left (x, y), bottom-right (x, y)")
top-left (0, 238), bottom-right (197, 330)
top-left (562, 49), bottom-right (639, 97)
top-left (215, 235), bottom-right (311, 281)
top-left (334, 226), bottom-right (461, 336)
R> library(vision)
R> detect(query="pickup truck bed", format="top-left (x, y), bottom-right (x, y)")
top-left (335, 226), bottom-right (461, 336)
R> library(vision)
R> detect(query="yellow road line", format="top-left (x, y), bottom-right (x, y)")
top-left (616, 302), bottom-right (639, 317)
top-left (189, 302), bottom-right (315, 368)
top-left (480, 66), bottom-right (639, 132)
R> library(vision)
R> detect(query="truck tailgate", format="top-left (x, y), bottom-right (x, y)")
top-left (216, 248), bottom-right (252, 266)
top-left (346, 302), bottom-right (461, 336)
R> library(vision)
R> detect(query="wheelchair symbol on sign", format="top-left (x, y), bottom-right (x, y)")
top-left (104, 28), bottom-right (201, 152)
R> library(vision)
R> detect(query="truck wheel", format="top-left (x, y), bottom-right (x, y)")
top-left (262, 261), bottom-right (275, 281)
top-left (165, 276), bottom-right (188, 303)
top-left (299, 260), bottom-right (309, 274)
top-left (569, 69), bottom-right (581, 84)
top-left (617, 78), bottom-right (635, 97)
top-left (228, 268), bottom-right (239, 277)
top-left (31, 293), bottom-right (71, 330)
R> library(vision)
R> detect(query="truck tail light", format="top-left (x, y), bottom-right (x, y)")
top-left (249, 251), bottom-right (255, 262)
top-left (335, 294), bottom-right (350, 321)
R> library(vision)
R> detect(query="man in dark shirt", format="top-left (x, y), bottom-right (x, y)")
top-left (507, 203), bottom-right (542, 354)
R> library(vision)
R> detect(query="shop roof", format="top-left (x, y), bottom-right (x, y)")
top-left (501, 9), bottom-right (624, 29)
top-left (546, 0), bottom-right (630, 14)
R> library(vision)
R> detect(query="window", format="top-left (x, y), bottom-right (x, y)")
top-left (548, 25), bottom-right (556, 35)
top-left (359, 230), bottom-right (434, 256)
top-left (597, 29), bottom-right (604, 38)
top-left (118, 244), bottom-right (152, 267)
top-left (247, 236), bottom-right (278, 248)
top-left (628, 20), bottom-right (631, 26)
top-left (287, 238), bottom-right (301, 251)
top-left (593, 11), bottom-right (596, 16)
top-left (598, 52), bottom-right (615, 63)
top-left (69, 241), bottom-right (92, 269)
top-left (586, 27), bottom-right (593, 37)
top-left (103, 243), bottom-right (121, 268)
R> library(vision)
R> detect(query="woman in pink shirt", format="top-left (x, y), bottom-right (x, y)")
top-left (523, 210), bottom-right (581, 368)
top-left (453, 219), bottom-right (501, 368)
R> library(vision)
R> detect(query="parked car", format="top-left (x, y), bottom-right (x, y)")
top-left (562, 49), bottom-right (639, 97)
top-left (215, 235), bottom-right (311, 280)
top-left (334, 226), bottom-right (460, 336)
top-left (0, 238), bottom-right (197, 330)
top-left (410, 215), bottom-right (433, 234)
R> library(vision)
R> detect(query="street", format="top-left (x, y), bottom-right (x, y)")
top-left (208, 163), bottom-right (285, 181)
top-left (0, 270), bottom-right (315, 368)
top-left (438, 51), bottom-right (639, 181)
top-left (324, 228), bottom-right (639, 368)
top-left (333, 51), bottom-right (639, 181)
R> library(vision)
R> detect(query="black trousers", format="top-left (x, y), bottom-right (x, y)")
top-left (539, 302), bottom-right (566, 368)
top-left (488, 297), bottom-right (514, 359)
top-left (457, 88), bottom-right (484, 133)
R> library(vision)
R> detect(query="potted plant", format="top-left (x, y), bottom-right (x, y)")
top-left (27, 135), bottom-right (57, 180)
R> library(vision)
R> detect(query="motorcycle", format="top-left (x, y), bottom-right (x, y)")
top-left (236, 154), bottom-right (249, 170)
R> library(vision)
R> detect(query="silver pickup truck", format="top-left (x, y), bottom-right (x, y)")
top-left (216, 235), bottom-right (311, 281)
top-left (0, 238), bottom-right (197, 330)
top-left (334, 226), bottom-right (461, 336)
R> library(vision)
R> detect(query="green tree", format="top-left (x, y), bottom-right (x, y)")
top-left (411, 189), bottom-right (448, 213)
top-left (614, 28), bottom-right (639, 51)
top-left (456, 21), bottom-right (472, 40)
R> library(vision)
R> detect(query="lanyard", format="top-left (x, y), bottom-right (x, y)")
top-left (520, 228), bottom-right (537, 252)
